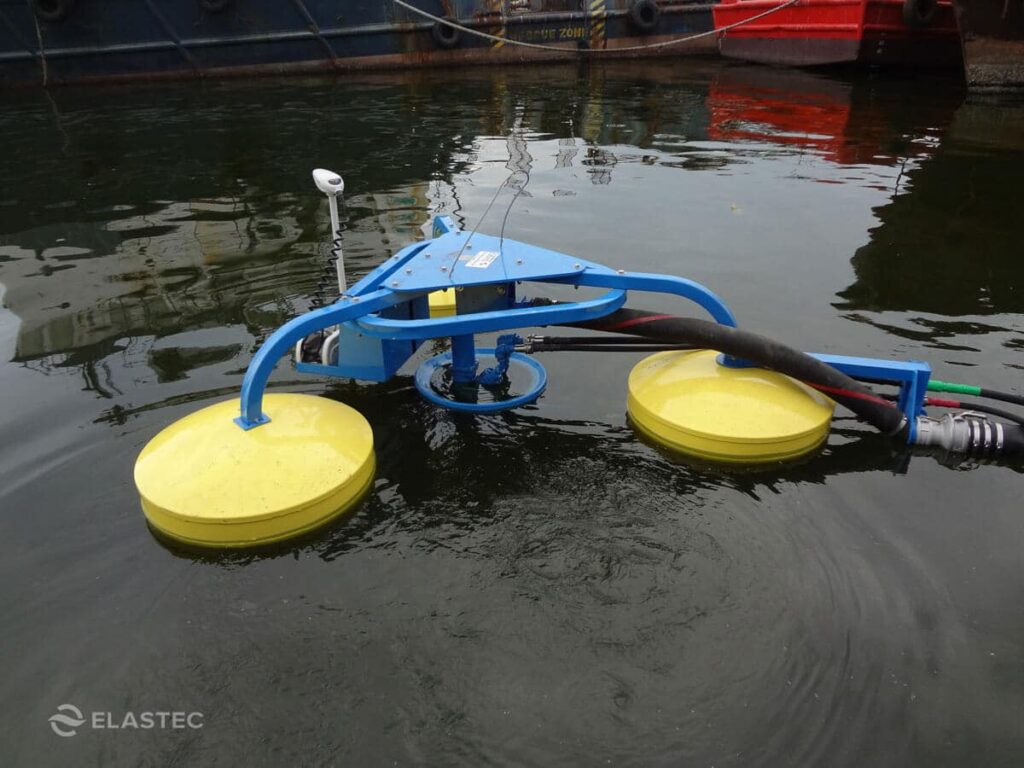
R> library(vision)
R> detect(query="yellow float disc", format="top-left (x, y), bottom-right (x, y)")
top-left (627, 350), bottom-right (834, 464)
top-left (134, 393), bottom-right (374, 548)
top-left (428, 289), bottom-right (456, 318)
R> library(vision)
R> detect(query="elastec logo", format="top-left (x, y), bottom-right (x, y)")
top-left (48, 703), bottom-right (204, 737)
top-left (48, 704), bottom-right (86, 738)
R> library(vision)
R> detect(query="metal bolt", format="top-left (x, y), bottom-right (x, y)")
top-left (516, 259), bottom-right (523, 265)
top-left (391, 281), bottom-right (399, 287)
top-left (405, 268), bottom-right (412, 274)
top-left (617, 269), bottom-right (625, 275)
top-left (425, 253), bottom-right (431, 259)
top-left (440, 267), bottom-right (448, 272)
top-left (573, 263), bottom-right (582, 269)
top-left (353, 297), bottom-right (360, 302)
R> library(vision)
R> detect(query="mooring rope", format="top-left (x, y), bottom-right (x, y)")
top-left (391, 0), bottom-right (800, 55)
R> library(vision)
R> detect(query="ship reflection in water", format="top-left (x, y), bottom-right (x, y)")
top-left (4, 64), bottom-right (1024, 768)
top-left (838, 101), bottom-right (1024, 318)
top-left (708, 65), bottom-right (1022, 354)
top-left (0, 64), bottom-right (1018, 405)
top-left (707, 65), bottom-right (958, 166)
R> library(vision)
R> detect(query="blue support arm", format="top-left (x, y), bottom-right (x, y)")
top-left (549, 268), bottom-right (739, 328)
top-left (350, 289), bottom-right (628, 339)
top-left (236, 289), bottom-right (401, 429)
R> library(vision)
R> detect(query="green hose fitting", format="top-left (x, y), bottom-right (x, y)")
top-left (928, 379), bottom-right (982, 396)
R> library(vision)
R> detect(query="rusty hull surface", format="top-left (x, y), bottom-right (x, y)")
top-left (0, 1), bottom-right (718, 89)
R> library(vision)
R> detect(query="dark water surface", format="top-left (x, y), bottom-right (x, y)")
top-left (1, 61), bottom-right (1022, 767)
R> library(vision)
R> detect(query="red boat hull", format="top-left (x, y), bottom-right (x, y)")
top-left (714, 0), bottom-right (962, 67)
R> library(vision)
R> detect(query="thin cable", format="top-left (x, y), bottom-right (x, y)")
top-left (449, 172), bottom-right (514, 287)
top-left (499, 168), bottom-right (530, 258)
top-left (392, 0), bottom-right (801, 55)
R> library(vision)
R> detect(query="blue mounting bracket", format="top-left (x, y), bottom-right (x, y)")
top-left (718, 351), bottom-right (931, 442)
top-left (813, 354), bottom-right (931, 443)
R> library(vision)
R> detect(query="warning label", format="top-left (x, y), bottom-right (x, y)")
top-left (465, 251), bottom-right (499, 269)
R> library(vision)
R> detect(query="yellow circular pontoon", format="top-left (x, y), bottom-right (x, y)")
top-left (134, 393), bottom-right (374, 548)
top-left (628, 350), bottom-right (834, 464)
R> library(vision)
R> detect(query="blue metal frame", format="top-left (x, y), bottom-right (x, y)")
top-left (235, 215), bottom-right (930, 439)
top-left (813, 354), bottom-right (931, 442)
top-left (414, 348), bottom-right (548, 413)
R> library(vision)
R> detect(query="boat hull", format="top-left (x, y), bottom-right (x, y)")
top-left (953, 0), bottom-right (1024, 92)
top-left (0, 0), bottom-right (717, 88)
top-left (714, 0), bottom-right (962, 67)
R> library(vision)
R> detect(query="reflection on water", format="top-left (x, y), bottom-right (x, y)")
top-left (1, 63), bottom-right (1023, 767)
top-left (838, 101), bottom-right (1024, 317)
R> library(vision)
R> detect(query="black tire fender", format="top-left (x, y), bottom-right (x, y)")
top-left (32, 0), bottom-right (75, 23)
top-left (431, 18), bottom-right (461, 49)
top-left (902, 0), bottom-right (937, 28)
top-left (200, 0), bottom-right (233, 14)
top-left (629, 0), bottom-right (661, 34)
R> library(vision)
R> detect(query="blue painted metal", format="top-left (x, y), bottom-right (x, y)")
top-left (235, 215), bottom-right (740, 425)
top-left (233, 214), bottom-right (933, 433)
top-left (236, 288), bottom-right (400, 429)
top-left (351, 292), bottom-right (627, 340)
top-left (414, 348), bottom-right (548, 414)
top-left (0, 1), bottom-right (717, 88)
top-left (813, 354), bottom-right (931, 442)
top-left (718, 352), bottom-right (931, 442)
top-left (478, 334), bottom-right (522, 386)
top-left (449, 335), bottom-right (478, 384)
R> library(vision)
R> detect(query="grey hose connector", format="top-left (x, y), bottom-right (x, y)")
top-left (914, 414), bottom-right (1024, 459)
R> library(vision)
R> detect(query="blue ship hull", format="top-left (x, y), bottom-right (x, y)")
top-left (0, 0), bottom-right (716, 87)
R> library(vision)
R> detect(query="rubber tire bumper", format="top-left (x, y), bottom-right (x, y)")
top-left (432, 19), bottom-right (461, 49)
top-left (33, 0), bottom-right (75, 23)
top-left (902, 0), bottom-right (937, 27)
top-left (629, 0), bottom-right (661, 34)
top-left (200, 0), bottom-right (233, 13)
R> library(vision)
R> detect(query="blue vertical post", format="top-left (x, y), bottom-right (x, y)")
top-left (450, 335), bottom-right (478, 383)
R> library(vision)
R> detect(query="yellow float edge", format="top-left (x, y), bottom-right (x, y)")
top-left (628, 399), bottom-right (829, 464)
top-left (626, 350), bottom-right (835, 464)
top-left (140, 452), bottom-right (375, 549)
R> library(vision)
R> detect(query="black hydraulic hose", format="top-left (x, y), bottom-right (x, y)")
top-left (1004, 425), bottom-right (1024, 458)
top-left (531, 344), bottom-right (695, 353)
top-left (933, 399), bottom-right (1024, 427)
top-left (979, 388), bottom-right (1024, 408)
top-left (530, 335), bottom-right (688, 346)
top-left (881, 393), bottom-right (1024, 428)
top-left (562, 308), bottom-right (909, 439)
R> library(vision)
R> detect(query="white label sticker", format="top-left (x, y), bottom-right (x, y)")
top-left (465, 251), bottom-right (499, 269)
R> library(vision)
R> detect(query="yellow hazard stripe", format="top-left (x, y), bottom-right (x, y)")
top-left (590, 0), bottom-right (606, 48)
top-left (491, 0), bottom-right (506, 48)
